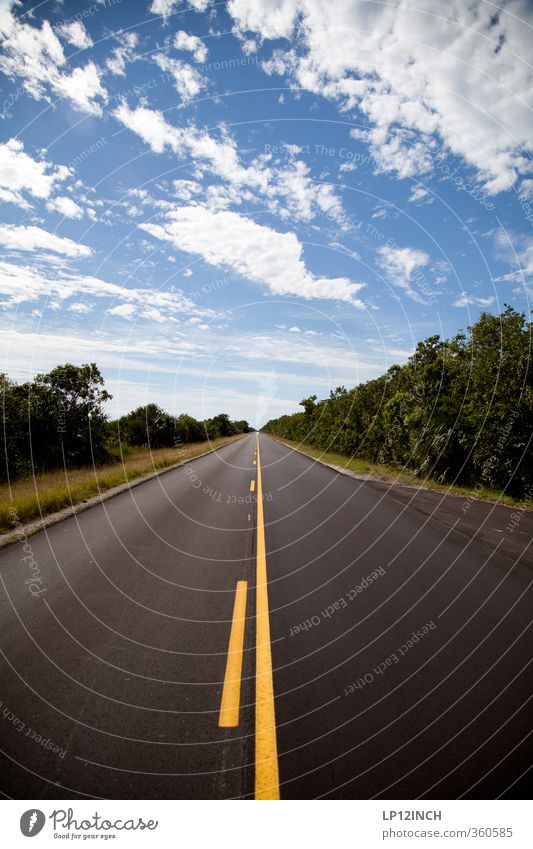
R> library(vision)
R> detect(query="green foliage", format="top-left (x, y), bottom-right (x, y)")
top-left (203, 413), bottom-right (252, 439)
top-left (1, 363), bottom-right (111, 481)
top-left (115, 404), bottom-right (176, 449)
top-left (1, 364), bottom-right (252, 482)
top-left (262, 308), bottom-right (533, 497)
top-left (175, 413), bottom-right (205, 444)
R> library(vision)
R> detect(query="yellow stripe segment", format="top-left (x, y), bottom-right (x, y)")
top-left (250, 479), bottom-right (256, 492)
top-left (219, 580), bottom-right (248, 728)
top-left (254, 435), bottom-right (280, 799)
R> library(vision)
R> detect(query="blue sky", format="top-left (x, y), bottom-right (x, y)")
top-left (0, 0), bottom-right (532, 426)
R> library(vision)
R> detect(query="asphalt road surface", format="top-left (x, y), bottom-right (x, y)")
top-left (0, 433), bottom-right (531, 799)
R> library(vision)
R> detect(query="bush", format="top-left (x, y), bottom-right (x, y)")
top-left (262, 308), bottom-right (533, 497)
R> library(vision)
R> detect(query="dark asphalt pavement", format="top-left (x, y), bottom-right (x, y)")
top-left (0, 433), bottom-right (531, 799)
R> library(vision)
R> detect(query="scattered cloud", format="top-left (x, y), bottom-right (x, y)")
top-left (106, 31), bottom-right (138, 77)
top-left (378, 245), bottom-right (431, 302)
top-left (57, 21), bottom-right (93, 50)
top-left (493, 230), bottom-right (533, 288)
top-left (107, 303), bottom-right (137, 320)
top-left (140, 206), bottom-right (366, 305)
top-left (0, 259), bottom-right (213, 319)
top-left (174, 30), bottom-right (208, 63)
top-left (453, 293), bottom-right (496, 307)
top-left (518, 180), bottom-right (533, 201)
top-left (0, 224), bottom-right (91, 257)
top-left (409, 185), bottom-right (433, 204)
top-left (153, 54), bottom-right (206, 101)
top-left (150, 0), bottom-right (212, 19)
top-left (113, 103), bottom-right (344, 222)
top-left (0, 139), bottom-right (70, 208)
top-left (231, 0), bottom-right (533, 193)
top-left (0, 5), bottom-right (107, 114)
top-left (46, 195), bottom-right (84, 219)
top-left (68, 301), bottom-right (93, 314)
top-left (53, 61), bottom-right (108, 115)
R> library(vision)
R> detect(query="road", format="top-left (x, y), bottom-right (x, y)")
top-left (0, 433), bottom-right (531, 799)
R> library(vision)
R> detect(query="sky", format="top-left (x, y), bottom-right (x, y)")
top-left (0, 0), bottom-right (532, 427)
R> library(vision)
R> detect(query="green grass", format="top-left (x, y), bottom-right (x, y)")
top-left (272, 437), bottom-right (532, 510)
top-left (0, 435), bottom-right (246, 535)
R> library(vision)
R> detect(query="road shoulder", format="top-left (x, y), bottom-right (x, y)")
top-left (0, 435), bottom-right (249, 549)
top-left (268, 436), bottom-right (533, 567)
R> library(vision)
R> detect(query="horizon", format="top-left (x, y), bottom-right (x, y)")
top-left (0, 0), bottom-right (532, 430)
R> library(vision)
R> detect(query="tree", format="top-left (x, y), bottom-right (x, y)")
top-left (175, 413), bottom-right (204, 444)
top-left (300, 395), bottom-right (317, 415)
top-left (204, 413), bottom-right (234, 438)
top-left (1, 363), bottom-right (112, 480)
top-left (32, 363), bottom-right (112, 469)
top-left (263, 310), bottom-right (533, 497)
top-left (117, 404), bottom-right (175, 448)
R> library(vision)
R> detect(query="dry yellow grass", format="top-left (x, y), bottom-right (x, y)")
top-left (0, 435), bottom-right (245, 534)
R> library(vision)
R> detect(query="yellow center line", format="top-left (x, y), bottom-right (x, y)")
top-left (254, 435), bottom-right (280, 800)
top-left (250, 479), bottom-right (256, 492)
top-left (219, 580), bottom-right (248, 728)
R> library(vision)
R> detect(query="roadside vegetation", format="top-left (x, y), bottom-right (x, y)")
top-left (272, 439), bottom-right (528, 509)
top-left (0, 436), bottom-right (245, 534)
top-left (262, 307), bottom-right (533, 506)
top-left (0, 363), bottom-right (252, 534)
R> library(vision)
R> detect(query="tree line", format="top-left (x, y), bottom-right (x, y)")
top-left (1, 363), bottom-right (252, 482)
top-left (262, 307), bottom-right (533, 498)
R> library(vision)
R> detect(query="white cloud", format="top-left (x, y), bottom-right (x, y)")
top-left (409, 185), bottom-right (432, 203)
top-left (230, 0), bottom-right (533, 193)
top-left (46, 195), bottom-right (84, 219)
top-left (140, 206), bottom-right (365, 305)
top-left (378, 245), bottom-right (431, 302)
top-left (0, 259), bottom-right (213, 320)
top-left (518, 180), bottom-right (533, 201)
top-left (113, 103), bottom-right (345, 222)
top-left (229, 0), bottom-right (298, 40)
top-left (107, 303), bottom-right (137, 320)
top-left (242, 38), bottom-right (257, 56)
top-left (0, 7), bottom-right (64, 100)
top-left (150, 0), bottom-right (212, 18)
top-left (106, 31), bottom-right (138, 77)
top-left (0, 139), bottom-right (69, 208)
top-left (493, 231), bottom-right (533, 287)
top-left (174, 30), bottom-right (208, 63)
top-left (0, 5), bottom-right (107, 114)
top-left (153, 54), bottom-right (206, 101)
top-left (69, 301), bottom-right (93, 314)
top-left (53, 61), bottom-right (108, 115)
top-left (185, 0), bottom-right (212, 8)
top-left (173, 179), bottom-right (203, 201)
top-left (57, 21), bottom-right (93, 50)
top-left (114, 102), bottom-right (184, 154)
top-left (453, 293), bottom-right (496, 307)
top-left (149, 0), bottom-right (178, 16)
top-left (0, 224), bottom-right (91, 257)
